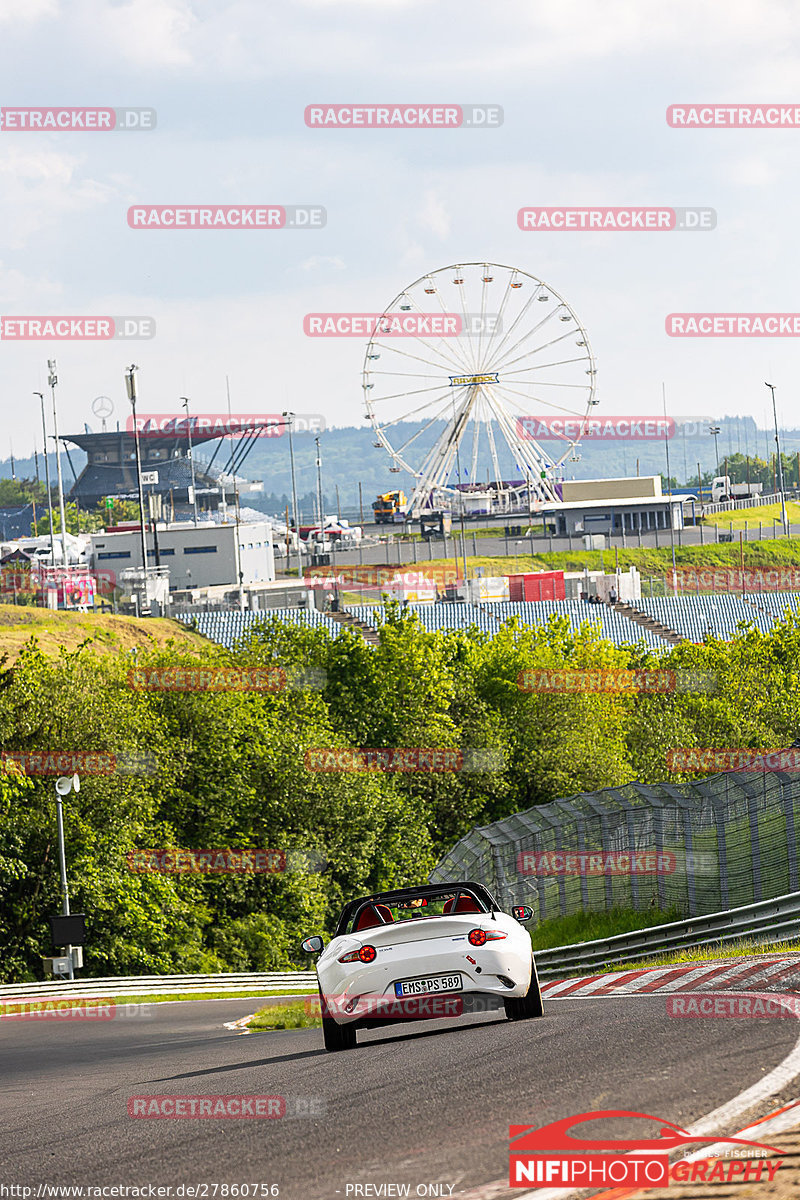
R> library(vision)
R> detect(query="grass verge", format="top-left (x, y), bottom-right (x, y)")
top-left (248, 999), bottom-right (321, 1030)
top-left (0, 988), bottom-right (319, 1012)
top-left (529, 906), bottom-right (684, 952)
top-left (702, 501), bottom-right (800, 530)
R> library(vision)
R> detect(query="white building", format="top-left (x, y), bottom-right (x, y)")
top-left (90, 520), bottom-right (276, 591)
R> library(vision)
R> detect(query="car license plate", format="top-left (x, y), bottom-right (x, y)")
top-left (394, 973), bottom-right (462, 997)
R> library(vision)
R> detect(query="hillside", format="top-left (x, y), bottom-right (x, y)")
top-left (0, 605), bottom-right (209, 664)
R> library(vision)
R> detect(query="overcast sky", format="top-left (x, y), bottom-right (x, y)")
top-left (1, 0), bottom-right (800, 462)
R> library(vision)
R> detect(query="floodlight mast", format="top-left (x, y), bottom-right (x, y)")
top-left (282, 411), bottom-right (303, 579)
top-left (47, 360), bottom-right (69, 568)
top-left (765, 382), bottom-right (789, 537)
top-left (180, 397), bottom-right (199, 526)
top-left (33, 392), bottom-right (57, 567)
top-left (125, 365), bottom-right (149, 578)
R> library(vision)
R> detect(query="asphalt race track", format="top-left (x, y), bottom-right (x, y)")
top-left (2, 996), bottom-right (799, 1198)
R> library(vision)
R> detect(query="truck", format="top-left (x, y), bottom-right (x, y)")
top-left (372, 490), bottom-right (407, 524)
top-left (711, 476), bottom-right (764, 505)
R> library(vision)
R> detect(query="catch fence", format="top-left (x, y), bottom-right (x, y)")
top-left (430, 767), bottom-right (800, 919)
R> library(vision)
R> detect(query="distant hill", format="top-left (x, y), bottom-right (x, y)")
top-left (3, 416), bottom-right (799, 522)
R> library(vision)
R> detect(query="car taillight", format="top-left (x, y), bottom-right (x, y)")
top-left (339, 944), bottom-right (377, 964)
top-left (468, 929), bottom-right (507, 946)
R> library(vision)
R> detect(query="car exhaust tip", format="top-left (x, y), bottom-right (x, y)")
top-left (497, 975), bottom-right (516, 989)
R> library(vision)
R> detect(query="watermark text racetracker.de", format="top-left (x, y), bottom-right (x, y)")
top-left (519, 207), bottom-right (715, 231)
top-left (304, 747), bottom-right (504, 773)
top-left (517, 668), bottom-right (717, 695)
top-left (667, 748), bottom-right (800, 772)
top-left (128, 413), bottom-right (325, 438)
top-left (126, 666), bottom-right (327, 692)
top-left (672, 567), bottom-right (800, 593)
top-left (517, 850), bottom-right (676, 876)
top-left (1, 750), bottom-right (158, 776)
top-left (668, 104), bottom-right (800, 127)
top-left (1, 106), bottom-right (155, 130)
top-left (127, 848), bottom-right (327, 875)
top-left (127, 206), bottom-right (325, 229)
top-left (306, 566), bottom-right (462, 593)
top-left (518, 415), bottom-right (674, 441)
top-left (303, 313), bottom-right (501, 337)
top-left (668, 993), bottom-right (800, 1018)
top-left (0, 998), bottom-right (151, 1021)
top-left (304, 103), bottom-right (502, 128)
top-left (1, 317), bottom-right (155, 340)
top-left (667, 313), bottom-right (800, 336)
top-left (310, 994), bottom-right (467, 1021)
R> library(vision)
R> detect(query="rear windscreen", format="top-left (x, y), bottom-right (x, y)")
top-left (345, 890), bottom-right (487, 934)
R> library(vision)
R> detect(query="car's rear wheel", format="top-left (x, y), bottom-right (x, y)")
top-left (504, 958), bottom-right (544, 1020)
top-left (320, 990), bottom-right (357, 1051)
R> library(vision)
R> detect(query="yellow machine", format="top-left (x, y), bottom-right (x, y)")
top-left (372, 490), bottom-right (407, 524)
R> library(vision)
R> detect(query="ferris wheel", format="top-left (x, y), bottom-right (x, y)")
top-left (362, 262), bottom-right (597, 516)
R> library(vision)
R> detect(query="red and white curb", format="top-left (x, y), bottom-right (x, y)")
top-left (542, 954), bottom-right (800, 1000)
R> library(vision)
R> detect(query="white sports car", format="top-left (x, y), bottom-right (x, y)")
top-left (301, 881), bottom-right (543, 1051)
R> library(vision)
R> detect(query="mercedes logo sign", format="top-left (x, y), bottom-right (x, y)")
top-left (92, 395), bottom-right (114, 418)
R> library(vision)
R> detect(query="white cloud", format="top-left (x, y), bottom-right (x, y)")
top-left (418, 191), bottom-right (450, 239)
top-left (0, 148), bottom-right (117, 248)
top-left (0, 0), bottom-right (57, 25)
top-left (74, 0), bottom-right (196, 69)
top-left (298, 256), bottom-right (346, 271)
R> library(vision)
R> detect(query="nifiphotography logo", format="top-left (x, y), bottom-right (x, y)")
top-left (508, 1109), bottom-right (784, 1188)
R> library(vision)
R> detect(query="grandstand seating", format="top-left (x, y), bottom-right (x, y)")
top-left (634, 594), bottom-right (775, 641)
top-left (745, 592), bottom-right (800, 622)
top-left (177, 593), bottom-right (800, 652)
top-left (175, 607), bottom-right (342, 650)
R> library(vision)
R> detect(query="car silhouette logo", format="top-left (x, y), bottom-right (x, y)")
top-left (509, 1110), bottom-right (784, 1156)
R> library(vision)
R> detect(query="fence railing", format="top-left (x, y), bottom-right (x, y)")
top-left (701, 488), bottom-right (799, 516)
top-left (3, 893), bottom-right (800, 996)
top-left (0, 971), bottom-right (317, 1001)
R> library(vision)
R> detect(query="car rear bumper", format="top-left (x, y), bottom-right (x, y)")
top-left (320, 950), bottom-right (533, 1026)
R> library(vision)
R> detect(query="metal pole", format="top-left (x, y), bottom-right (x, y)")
top-left (315, 436), bottom-right (324, 538)
top-left (34, 392), bottom-right (56, 567)
top-left (663, 383), bottom-right (677, 594)
top-left (47, 361), bottom-right (69, 567)
top-left (283, 411), bottom-right (302, 579)
top-left (54, 789), bottom-right (74, 981)
top-left (765, 383), bottom-right (789, 536)
top-left (358, 481), bottom-right (365, 567)
top-left (709, 425), bottom-right (721, 477)
top-left (125, 367), bottom-right (149, 577)
top-left (181, 397), bottom-right (199, 525)
top-left (225, 376), bottom-right (244, 610)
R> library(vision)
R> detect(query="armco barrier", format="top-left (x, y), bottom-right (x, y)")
top-left (4, 891), bottom-right (800, 996)
top-left (0, 971), bottom-right (317, 1001)
top-left (535, 889), bottom-right (800, 978)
